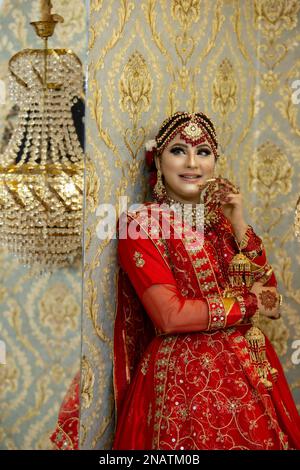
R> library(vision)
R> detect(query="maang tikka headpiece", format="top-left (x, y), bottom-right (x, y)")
top-left (155, 111), bottom-right (218, 156)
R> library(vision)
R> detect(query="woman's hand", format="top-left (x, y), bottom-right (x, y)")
top-left (220, 191), bottom-right (248, 242)
top-left (250, 282), bottom-right (281, 319)
top-left (203, 178), bottom-right (248, 242)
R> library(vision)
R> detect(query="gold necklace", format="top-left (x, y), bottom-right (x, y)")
top-left (165, 196), bottom-right (204, 229)
top-left (164, 194), bottom-right (221, 230)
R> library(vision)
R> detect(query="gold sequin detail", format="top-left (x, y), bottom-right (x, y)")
top-left (141, 353), bottom-right (151, 375)
top-left (133, 251), bottom-right (145, 267)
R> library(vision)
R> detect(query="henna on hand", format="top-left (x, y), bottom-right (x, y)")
top-left (259, 289), bottom-right (278, 311)
top-left (250, 283), bottom-right (281, 320)
top-left (200, 177), bottom-right (238, 212)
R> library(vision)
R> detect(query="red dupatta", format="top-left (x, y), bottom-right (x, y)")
top-left (114, 267), bottom-right (156, 415)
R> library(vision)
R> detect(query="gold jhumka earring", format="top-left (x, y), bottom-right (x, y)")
top-left (153, 169), bottom-right (166, 200)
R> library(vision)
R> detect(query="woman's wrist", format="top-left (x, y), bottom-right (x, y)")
top-left (231, 221), bottom-right (248, 244)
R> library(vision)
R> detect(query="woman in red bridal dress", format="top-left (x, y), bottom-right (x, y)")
top-left (113, 111), bottom-right (300, 450)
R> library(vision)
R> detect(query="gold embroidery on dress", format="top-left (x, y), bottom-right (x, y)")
top-left (193, 258), bottom-right (207, 268)
top-left (152, 336), bottom-right (177, 449)
top-left (147, 403), bottom-right (152, 427)
top-left (133, 251), bottom-right (145, 267)
top-left (141, 353), bottom-right (151, 375)
top-left (151, 331), bottom-right (287, 450)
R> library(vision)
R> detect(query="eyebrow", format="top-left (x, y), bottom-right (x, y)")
top-left (169, 143), bottom-right (211, 149)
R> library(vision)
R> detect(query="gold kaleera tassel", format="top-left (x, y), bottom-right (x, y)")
top-left (228, 245), bottom-right (278, 390)
top-left (245, 311), bottom-right (278, 390)
top-left (228, 252), bottom-right (252, 288)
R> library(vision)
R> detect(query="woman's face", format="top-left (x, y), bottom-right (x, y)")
top-left (155, 133), bottom-right (216, 204)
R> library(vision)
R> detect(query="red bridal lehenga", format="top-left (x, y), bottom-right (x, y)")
top-left (113, 203), bottom-right (300, 450)
top-left (50, 372), bottom-right (80, 449)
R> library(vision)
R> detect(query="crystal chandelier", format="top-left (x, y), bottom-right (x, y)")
top-left (0, 3), bottom-right (84, 271)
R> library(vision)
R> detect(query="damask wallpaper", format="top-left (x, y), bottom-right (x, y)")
top-left (1, 0), bottom-right (299, 451)
top-left (0, 0), bottom-right (86, 450)
top-left (83, 0), bottom-right (300, 449)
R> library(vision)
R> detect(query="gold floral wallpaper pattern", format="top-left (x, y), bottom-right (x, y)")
top-left (83, 0), bottom-right (300, 449)
top-left (0, 0), bottom-right (86, 450)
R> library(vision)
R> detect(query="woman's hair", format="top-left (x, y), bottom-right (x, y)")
top-left (145, 111), bottom-right (219, 188)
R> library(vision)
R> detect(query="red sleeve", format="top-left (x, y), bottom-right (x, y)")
top-left (118, 232), bottom-right (210, 333)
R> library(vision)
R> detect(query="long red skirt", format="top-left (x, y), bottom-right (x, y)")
top-left (113, 326), bottom-right (300, 450)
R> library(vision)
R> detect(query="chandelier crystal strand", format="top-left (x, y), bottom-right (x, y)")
top-left (0, 14), bottom-right (84, 271)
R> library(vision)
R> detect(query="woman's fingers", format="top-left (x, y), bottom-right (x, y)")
top-left (219, 192), bottom-right (240, 204)
top-left (217, 179), bottom-right (240, 196)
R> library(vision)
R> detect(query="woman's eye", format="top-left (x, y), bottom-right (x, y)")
top-left (170, 147), bottom-right (185, 155)
top-left (169, 146), bottom-right (212, 156)
top-left (197, 148), bottom-right (211, 156)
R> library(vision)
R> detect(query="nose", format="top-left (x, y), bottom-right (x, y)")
top-left (186, 148), bottom-right (198, 169)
